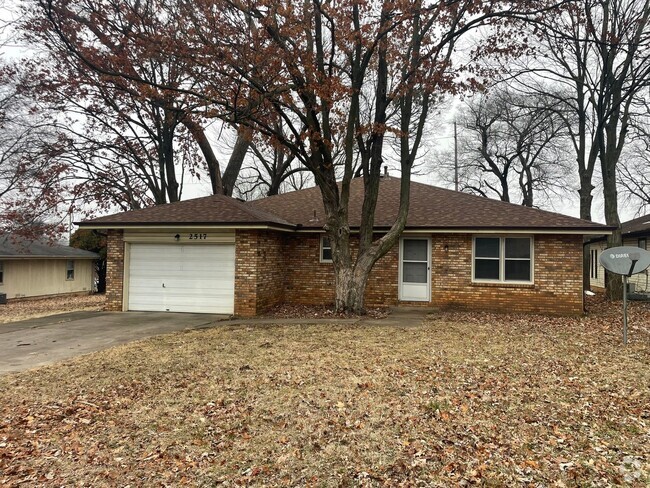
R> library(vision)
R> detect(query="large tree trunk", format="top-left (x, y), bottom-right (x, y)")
top-left (603, 173), bottom-right (623, 300)
top-left (333, 260), bottom-right (371, 314)
top-left (578, 175), bottom-right (595, 293)
top-left (160, 112), bottom-right (179, 203)
top-left (222, 127), bottom-right (252, 197)
top-left (182, 117), bottom-right (223, 195)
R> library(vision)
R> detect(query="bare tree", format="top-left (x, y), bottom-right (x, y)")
top-left (440, 89), bottom-right (572, 208)
top-left (502, 0), bottom-right (650, 295)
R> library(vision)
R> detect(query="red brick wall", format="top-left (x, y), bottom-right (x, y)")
top-left (106, 229), bottom-right (125, 311)
top-left (283, 234), bottom-right (399, 308)
top-left (281, 233), bottom-right (583, 315)
top-left (430, 234), bottom-right (583, 314)
top-left (234, 230), bottom-right (286, 317)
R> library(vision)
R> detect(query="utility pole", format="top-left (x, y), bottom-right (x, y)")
top-left (454, 121), bottom-right (459, 191)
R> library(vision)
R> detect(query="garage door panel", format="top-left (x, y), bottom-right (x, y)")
top-left (127, 243), bottom-right (235, 314)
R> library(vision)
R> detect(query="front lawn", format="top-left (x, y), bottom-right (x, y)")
top-left (0, 294), bottom-right (105, 324)
top-left (1, 301), bottom-right (649, 486)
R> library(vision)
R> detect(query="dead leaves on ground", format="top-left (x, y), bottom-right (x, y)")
top-left (0, 294), bottom-right (105, 324)
top-left (1, 297), bottom-right (649, 486)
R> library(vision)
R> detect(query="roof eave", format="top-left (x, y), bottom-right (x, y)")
top-left (76, 221), bottom-right (298, 231)
top-left (0, 255), bottom-right (99, 260)
top-left (296, 225), bottom-right (614, 235)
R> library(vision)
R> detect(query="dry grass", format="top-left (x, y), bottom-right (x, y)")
top-left (1, 302), bottom-right (649, 486)
top-left (0, 294), bottom-right (105, 324)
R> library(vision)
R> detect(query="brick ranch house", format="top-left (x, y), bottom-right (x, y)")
top-left (78, 177), bottom-right (612, 316)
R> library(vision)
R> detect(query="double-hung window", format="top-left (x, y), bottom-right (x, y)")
top-left (473, 236), bottom-right (533, 283)
top-left (66, 260), bottom-right (75, 280)
top-left (320, 236), bottom-right (333, 263)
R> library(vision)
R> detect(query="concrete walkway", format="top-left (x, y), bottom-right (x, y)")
top-left (362, 306), bottom-right (435, 327)
top-left (0, 311), bottom-right (227, 374)
top-left (0, 307), bottom-right (433, 375)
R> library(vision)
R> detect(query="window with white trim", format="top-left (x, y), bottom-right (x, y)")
top-left (473, 236), bottom-right (533, 283)
top-left (320, 236), bottom-right (332, 263)
top-left (66, 260), bottom-right (75, 280)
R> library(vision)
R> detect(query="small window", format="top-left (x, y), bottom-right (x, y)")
top-left (66, 260), bottom-right (75, 280)
top-left (473, 236), bottom-right (533, 283)
top-left (639, 238), bottom-right (647, 250)
top-left (0, 261), bottom-right (3, 285)
top-left (320, 236), bottom-right (333, 263)
top-left (590, 249), bottom-right (598, 279)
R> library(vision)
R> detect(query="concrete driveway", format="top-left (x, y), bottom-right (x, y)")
top-left (0, 311), bottom-right (227, 374)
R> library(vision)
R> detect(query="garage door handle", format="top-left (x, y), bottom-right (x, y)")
top-left (162, 283), bottom-right (165, 288)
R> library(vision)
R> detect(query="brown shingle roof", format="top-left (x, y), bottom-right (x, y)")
top-left (79, 176), bottom-right (611, 232)
top-left (249, 177), bottom-right (610, 231)
top-left (79, 194), bottom-right (295, 228)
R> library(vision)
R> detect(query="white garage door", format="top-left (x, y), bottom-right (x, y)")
top-left (128, 244), bottom-right (235, 314)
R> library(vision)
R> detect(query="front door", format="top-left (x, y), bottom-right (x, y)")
top-left (399, 237), bottom-right (431, 301)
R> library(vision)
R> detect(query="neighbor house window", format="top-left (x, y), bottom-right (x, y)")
top-left (639, 238), bottom-right (647, 250)
top-left (0, 261), bottom-right (3, 285)
top-left (66, 260), bottom-right (75, 280)
top-left (320, 236), bottom-right (333, 263)
top-left (473, 236), bottom-right (533, 283)
top-left (590, 249), bottom-right (598, 279)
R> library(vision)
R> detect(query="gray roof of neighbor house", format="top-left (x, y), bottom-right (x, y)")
top-left (587, 214), bottom-right (650, 243)
top-left (619, 214), bottom-right (650, 236)
top-left (79, 176), bottom-right (613, 233)
top-left (0, 235), bottom-right (100, 259)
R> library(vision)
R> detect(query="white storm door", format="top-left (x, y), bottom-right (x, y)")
top-left (399, 238), bottom-right (431, 301)
top-left (128, 243), bottom-right (235, 314)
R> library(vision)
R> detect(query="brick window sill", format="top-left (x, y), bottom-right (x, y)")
top-left (471, 281), bottom-right (535, 289)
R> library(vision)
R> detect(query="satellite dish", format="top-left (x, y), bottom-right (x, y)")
top-left (599, 246), bottom-right (650, 277)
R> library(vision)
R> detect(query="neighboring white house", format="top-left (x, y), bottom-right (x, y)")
top-left (589, 215), bottom-right (650, 294)
top-left (0, 235), bottom-right (99, 299)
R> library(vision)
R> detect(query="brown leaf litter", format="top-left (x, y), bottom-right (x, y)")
top-left (0, 296), bottom-right (648, 486)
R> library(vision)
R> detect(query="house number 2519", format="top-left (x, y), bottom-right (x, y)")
top-left (188, 233), bottom-right (208, 240)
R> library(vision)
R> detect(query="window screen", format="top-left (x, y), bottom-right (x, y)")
top-left (504, 238), bottom-right (531, 281)
top-left (321, 237), bottom-right (332, 262)
top-left (474, 237), bottom-right (500, 280)
top-left (474, 237), bottom-right (532, 283)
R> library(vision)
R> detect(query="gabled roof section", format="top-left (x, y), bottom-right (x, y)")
top-left (78, 176), bottom-right (612, 233)
top-left (78, 194), bottom-right (295, 229)
top-left (0, 236), bottom-right (99, 259)
top-left (249, 176), bottom-right (611, 232)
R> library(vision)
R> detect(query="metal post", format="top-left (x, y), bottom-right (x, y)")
top-left (623, 275), bottom-right (628, 345)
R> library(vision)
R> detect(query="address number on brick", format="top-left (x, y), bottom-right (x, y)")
top-left (188, 233), bottom-right (208, 240)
